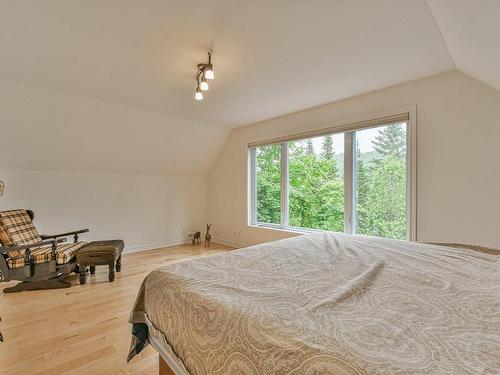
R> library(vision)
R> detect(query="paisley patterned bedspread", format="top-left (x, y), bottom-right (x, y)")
top-left (128, 232), bottom-right (500, 374)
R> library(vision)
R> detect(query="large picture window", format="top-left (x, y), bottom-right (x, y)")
top-left (249, 113), bottom-right (415, 240)
top-left (288, 134), bottom-right (345, 232)
top-left (255, 144), bottom-right (281, 225)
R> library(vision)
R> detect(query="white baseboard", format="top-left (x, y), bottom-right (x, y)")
top-left (123, 238), bottom-right (249, 254)
top-left (213, 237), bottom-right (249, 249)
top-left (124, 239), bottom-right (189, 254)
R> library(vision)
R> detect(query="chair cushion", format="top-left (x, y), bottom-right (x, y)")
top-left (7, 246), bottom-right (52, 269)
top-left (56, 242), bottom-right (87, 264)
top-left (6, 254), bottom-right (28, 269)
top-left (0, 220), bottom-right (14, 246)
top-left (7, 249), bottom-right (22, 258)
top-left (6, 241), bottom-right (87, 269)
top-left (0, 209), bottom-right (41, 246)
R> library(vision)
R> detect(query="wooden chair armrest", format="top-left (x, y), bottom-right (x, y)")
top-left (41, 229), bottom-right (89, 239)
top-left (41, 229), bottom-right (89, 242)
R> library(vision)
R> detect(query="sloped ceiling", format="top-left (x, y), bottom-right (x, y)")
top-left (0, 80), bottom-right (231, 175)
top-left (427, 0), bottom-right (500, 93)
top-left (0, 0), bottom-right (457, 128)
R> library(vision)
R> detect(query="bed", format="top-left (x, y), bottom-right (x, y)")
top-left (128, 232), bottom-right (500, 374)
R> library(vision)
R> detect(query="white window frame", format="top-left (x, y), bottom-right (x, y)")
top-left (248, 107), bottom-right (417, 241)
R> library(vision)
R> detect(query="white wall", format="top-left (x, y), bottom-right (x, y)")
top-left (0, 169), bottom-right (206, 252)
top-left (208, 71), bottom-right (500, 248)
top-left (0, 81), bottom-right (230, 252)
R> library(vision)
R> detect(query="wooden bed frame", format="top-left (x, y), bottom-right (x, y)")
top-left (159, 356), bottom-right (176, 375)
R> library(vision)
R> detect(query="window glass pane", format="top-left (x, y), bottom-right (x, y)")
top-left (256, 144), bottom-right (281, 224)
top-left (354, 123), bottom-right (407, 239)
top-left (288, 134), bottom-right (344, 231)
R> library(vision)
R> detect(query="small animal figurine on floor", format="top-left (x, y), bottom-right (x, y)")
top-left (204, 224), bottom-right (212, 247)
top-left (192, 231), bottom-right (201, 245)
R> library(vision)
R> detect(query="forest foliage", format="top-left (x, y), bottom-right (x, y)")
top-left (256, 124), bottom-right (407, 239)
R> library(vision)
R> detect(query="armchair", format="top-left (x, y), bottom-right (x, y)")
top-left (0, 209), bottom-right (88, 293)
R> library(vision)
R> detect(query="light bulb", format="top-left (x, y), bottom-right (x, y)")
top-left (195, 88), bottom-right (203, 101)
top-left (200, 79), bottom-right (209, 91)
top-left (204, 65), bottom-right (215, 80)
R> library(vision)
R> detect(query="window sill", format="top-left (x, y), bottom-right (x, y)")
top-left (247, 223), bottom-right (413, 242)
top-left (247, 223), bottom-right (326, 236)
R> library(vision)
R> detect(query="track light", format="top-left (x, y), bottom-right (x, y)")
top-left (195, 87), bottom-right (203, 101)
top-left (200, 76), bottom-right (209, 91)
top-left (194, 52), bottom-right (215, 100)
top-left (204, 64), bottom-right (214, 80)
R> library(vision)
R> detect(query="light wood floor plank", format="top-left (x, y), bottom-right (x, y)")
top-left (0, 243), bottom-right (233, 374)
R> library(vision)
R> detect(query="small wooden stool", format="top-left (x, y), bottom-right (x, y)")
top-left (77, 240), bottom-right (124, 284)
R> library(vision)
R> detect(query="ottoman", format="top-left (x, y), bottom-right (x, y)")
top-left (77, 240), bottom-right (124, 284)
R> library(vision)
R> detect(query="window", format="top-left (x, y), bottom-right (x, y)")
top-left (249, 113), bottom-right (415, 240)
top-left (255, 144), bottom-right (281, 225)
top-left (288, 134), bottom-right (344, 232)
top-left (353, 124), bottom-right (408, 239)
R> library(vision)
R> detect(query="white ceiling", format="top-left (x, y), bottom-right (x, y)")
top-left (0, 0), bottom-right (454, 128)
top-left (0, 1), bottom-right (497, 128)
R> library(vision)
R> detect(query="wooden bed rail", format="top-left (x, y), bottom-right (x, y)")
top-left (159, 355), bottom-right (176, 375)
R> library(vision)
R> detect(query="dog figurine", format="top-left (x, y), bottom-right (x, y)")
top-left (192, 231), bottom-right (201, 245)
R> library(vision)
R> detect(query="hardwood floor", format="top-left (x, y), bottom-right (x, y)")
top-left (0, 243), bottom-right (233, 374)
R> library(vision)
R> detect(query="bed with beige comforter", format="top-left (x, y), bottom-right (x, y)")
top-left (128, 233), bottom-right (500, 374)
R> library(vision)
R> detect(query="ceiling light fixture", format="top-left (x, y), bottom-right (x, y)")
top-left (200, 76), bottom-right (209, 91)
top-left (195, 87), bottom-right (203, 101)
top-left (195, 52), bottom-right (215, 100)
top-left (204, 64), bottom-right (214, 80)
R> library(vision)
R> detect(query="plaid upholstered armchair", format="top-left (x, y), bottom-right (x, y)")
top-left (0, 209), bottom-right (89, 293)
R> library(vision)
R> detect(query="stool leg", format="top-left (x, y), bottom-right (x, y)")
top-left (116, 256), bottom-right (122, 273)
top-left (108, 263), bottom-right (115, 282)
top-left (90, 266), bottom-right (96, 275)
top-left (79, 265), bottom-right (88, 285)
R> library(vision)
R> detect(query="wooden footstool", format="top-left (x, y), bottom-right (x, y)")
top-left (77, 240), bottom-right (124, 284)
